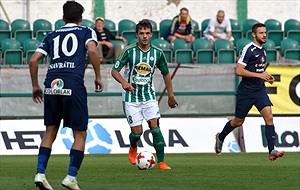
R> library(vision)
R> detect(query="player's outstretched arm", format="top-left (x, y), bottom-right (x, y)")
top-left (29, 52), bottom-right (44, 103)
top-left (87, 41), bottom-right (104, 92)
top-left (111, 69), bottom-right (134, 94)
top-left (163, 74), bottom-right (178, 109)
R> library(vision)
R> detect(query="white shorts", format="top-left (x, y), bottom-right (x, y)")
top-left (204, 32), bottom-right (234, 42)
top-left (123, 100), bottom-right (161, 127)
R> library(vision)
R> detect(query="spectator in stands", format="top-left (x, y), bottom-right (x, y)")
top-left (203, 10), bottom-right (234, 48)
top-left (94, 17), bottom-right (127, 64)
top-left (163, 7), bottom-right (195, 47)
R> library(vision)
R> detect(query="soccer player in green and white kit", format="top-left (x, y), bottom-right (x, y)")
top-left (111, 19), bottom-right (178, 170)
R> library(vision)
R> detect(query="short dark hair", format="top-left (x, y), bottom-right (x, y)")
top-left (136, 19), bottom-right (152, 34)
top-left (180, 7), bottom-right (189, 13)
top-left (252, 23), bottom-right (266, 33)
top-left (63, 1), bottom-right (84, 24)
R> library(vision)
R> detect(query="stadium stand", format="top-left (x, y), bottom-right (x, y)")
top-left (23, 39), bottom-right (42, 65)
top-left (192, 19), bottom-right (201, 38)
top-left (214, 39), bottom-right (235, 64)
top-left (152, 38), bottom-right (172, 63)
top-left (104, 19), bottom-right (117, 36)
top-left (149, 19), bottom-right (159, 40)
top-left (33, 19), bottom-right (52, 42)
top-left (284, 19), bottom-right (300, 45)
top-left (230, 18), bottom-right (243, 47)
top-left (82, 19), bottom-right (94, 28)
top-left (1, 38), bottom-right (23, 65)
top-left (235, 38), bottom-right (251, 56)
top-left (0, 19), bottom-right (11, 44)
top-left (200, 18), bottom-right (210, 37)
top-left (280, 38), bottom-right (300, 62)
top-left (55, 19), bottom-right (65, 29)
top-left (118, 19), bottom-right (136, 45)
top-left (172, 38), bottom-right (193, 64)
top-left (264, 19), bottom-right (284, 48)
top-left (159, 19), bottom-right (172, 39)
top-left (11, 19), bottom-right (33, 46)
top-left (192, 38), bottom-right (214, 64)
top-left (243, 18), bottom-right (259, 40)
top-left (264, 39), bottom-right (277, 63)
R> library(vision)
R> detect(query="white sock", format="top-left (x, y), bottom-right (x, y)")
top-left (67, 175), bottom-right (76, 182)
top-left (37, 173), bottom-right (45, 178)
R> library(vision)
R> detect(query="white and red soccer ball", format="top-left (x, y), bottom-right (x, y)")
top-left (136, 151), bottom-right (156, 170)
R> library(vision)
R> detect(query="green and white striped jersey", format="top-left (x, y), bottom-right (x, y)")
top-left (112, 43), bottom-right (169, 102)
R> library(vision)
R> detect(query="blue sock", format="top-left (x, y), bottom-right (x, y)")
top-left (36, 146), bottom-right (51, 174)
top-left (218, 120), bottom-right (234, 142)
top-left (265, 125), bottom-right (275, 154)
top-left (68, 149), bottom-right (84, 177)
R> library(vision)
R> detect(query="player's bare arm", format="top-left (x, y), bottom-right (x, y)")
top-left (29, 52), bottom-right (44, 103)
top-left (236, 63), bottom-right (273, 81)
top-left (111, 69), bottom-right (134, 93)
top-left (87, 41), bottom-right (104, 92)
top-left (163, 74), bottom-right (178, 108)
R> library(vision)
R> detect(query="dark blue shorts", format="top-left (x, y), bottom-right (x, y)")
top-left (235, 86), bottom-right (272, 118)
top-left (43, 76), bottom-right (88, 131)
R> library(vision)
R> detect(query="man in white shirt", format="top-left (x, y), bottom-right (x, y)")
top-left (203, 10), bottom-right (234, 48)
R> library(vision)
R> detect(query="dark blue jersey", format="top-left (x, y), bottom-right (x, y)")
top-left (237, 42), bottom-right (267, 91)
top-left (36, 23), bottom-right (97, 80)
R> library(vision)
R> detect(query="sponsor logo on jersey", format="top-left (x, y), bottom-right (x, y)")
top-left (44, 78), bottom-right (72, 96)
top-left (131, 75), bottom-right (151, 85)
top-left (134, 62), bottom-right (151, 76)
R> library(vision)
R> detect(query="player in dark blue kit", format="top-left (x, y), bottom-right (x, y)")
top-left (214, 23), bottom-right (285, 161)
top-left (29, 1), bottom-right (104, 190)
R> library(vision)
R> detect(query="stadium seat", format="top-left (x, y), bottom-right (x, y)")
top-left (129, 38), bottom-right (138, 44)
top-left (152, 38), bottom-right (172, 63)
top-left (172, 38), bottom-right (193, 64)
top-left (33, 19), bottom-right (52, 41)
top-left (149, 20), bottom-right (159, 40)
top-left (214, 39), bottom-right (235, 64)
top-left (82, 19), bottom-right (94, 28)
top-left (159, 19), bottom-right (172, 39)
top-left (243, 19), bottom-right (259, 40)
top-left (201, 18), bottom-right (210, 37)
top-left (192, 38), bottom-right (214, 64)
top-left (105, 19), bottom-right (117, 36)
top-left (284, 19), bottom-right (300, 45)
top-left (264, 39), bottom-right (277, 63)
top-left (235, 38), bottom-right (251, 56)
top-left (118, 19), bottom-right (136, 44)
top-left (230, 19), bottom-right (242, 47)
top-left (264, 19), bottom-right (284, 48)
top-left (23, 39), bottom-right (43, 64)
top-left (11, 19), bottom-right (33, 46)
top-left (280, 38), bottom-right (300, 62)
top-left (0, 19), bottom-right (11, 44)
top-left (192, 19), bottom-right (201, 38)
top-left (55, 19), bottom-right (65, 29)
top-left (1, 38), bottom-right (23, 65)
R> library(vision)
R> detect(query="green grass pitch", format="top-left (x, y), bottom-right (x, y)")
top-left (0, 152), bottom-right (299, 190)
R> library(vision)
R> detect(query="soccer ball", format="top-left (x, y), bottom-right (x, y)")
top-left (136, 151), bottom-right (156, 170)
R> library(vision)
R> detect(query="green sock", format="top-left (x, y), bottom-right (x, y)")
top-left (151, 127), bottom-right (165, 163)
top-left (129, 132), bottom-right (141, 149)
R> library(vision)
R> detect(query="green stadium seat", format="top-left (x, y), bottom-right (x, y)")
top-left (33, 19), bottom-right (52, 41)
top-left (11, 19), bottom-right (33, 46)
top-left (0, 19), bottom-right (11, 44)
top-left (1, 38), bottom-right (23, 65)
top-left (230, 19), bottom-right (242, 47)
top-left (159, 19), bottom-right (172, 39)
top-left (280, 38), bottom-right (300, 62)
top-left (284, 19), bottom-right (300, 37)
top-left (104, 19), bottom-right (117, 36)
top-left (129, 38), bottom-right (138, 44)
top-left (55, 19), bottom-right (65, 29)
top-left (264, 39), bottom-right (277, 63)
top-left (173, 38), bottom-right (193, 64)
top-left (118, 19), bottom-right (136, 44)
top-left (192, 19), bottom-right (201, 38)
top-left (214, 39), bottom-right (235, 64)
top-left (201, 18), bottom-right (210, 37)
top-left (235, 38), bottom-right (251, 56)
top-left (82, 19), bottom-right (94, 28)
top-left (264, 19), bottom-right (284, 48)
top-left (243, 19), bottom-right (259, 40)
top-left (152, 38), bottom-right (172, 63)
top-left (23, 39), bottom-right (43, 64)
top-left (149, 20), bottom-right (159, 40)
top-left (192, 38), bottom-right (214, 64)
